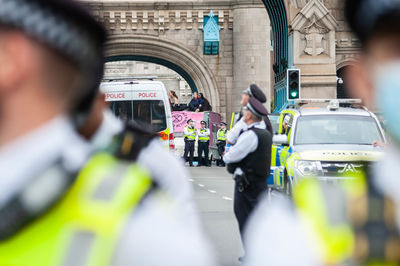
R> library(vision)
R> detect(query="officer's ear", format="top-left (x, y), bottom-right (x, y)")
top-left (346, 61), bottom-right (375, 109)
top-left (0, 30), bottom-right (35, 95)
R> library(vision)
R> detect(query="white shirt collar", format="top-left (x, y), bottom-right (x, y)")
top-left (247, 121), bottom-right (261, 129)
top-left (0, 116), bottom-right (89, 207)
top-left (374, 146), bottom-right (400, 203)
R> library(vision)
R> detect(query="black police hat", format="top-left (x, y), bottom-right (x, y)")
top-left (220, 122), bottom-right (227, 126)
top-left (243, 84), bottom-right (267, 103)
top-left (345, 0), bottom-right (400, 44)
top-left (200, 120), bottom-right (207, 125)
top-left (187, 119), bottom-right (194, 124)
top-left (0, 0), bottom-right (108, 126)
top-left (245, 97), bottom-right (268, 118)
top-left (0, 0), bottom-right (107, 72)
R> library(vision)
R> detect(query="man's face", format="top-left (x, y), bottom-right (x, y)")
top-left (241, 93), bottom-right (250, 107)
top-left (221, 125), bottom-right (226, 130)
top-left (201, 123), bottom-right (205, 128)
top-left (243, 110), bottom-right (253, 124)
top-left (193, 92), bottom-right (198, 99)
top-left (347, 35), bottom-right (400, 108)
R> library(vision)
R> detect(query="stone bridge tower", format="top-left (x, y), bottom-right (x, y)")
top-left (81, 0), bottom-right (360, 119)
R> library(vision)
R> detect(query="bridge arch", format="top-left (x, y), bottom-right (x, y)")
top-left (104, 34), bottom-right (220, 112)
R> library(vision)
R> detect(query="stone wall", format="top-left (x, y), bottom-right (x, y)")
top-left (82, 0), bottom-right (236, 120)
top-left (233, 3), bottom-right (271, 113)
top-left (82, 0), bottom-right (361, 117)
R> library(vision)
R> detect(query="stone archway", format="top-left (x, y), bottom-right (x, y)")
top-left (104, 34), bottom-right (221, 112)
top-left (336, 66), bottom-right (351, 99)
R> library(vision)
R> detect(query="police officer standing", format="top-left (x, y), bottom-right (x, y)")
top-left (227, 84), bottom-right (273, 146)
top-left (223, 97), bottom-right (272, 260)
top-left (197, 121), bottom-right (211, 167)
top-left (216, 122), bottom-right (228, 167)
top-left (183, 119), bottom-right (196, 166)
top-left (244, 1), bottom-right (400, 265)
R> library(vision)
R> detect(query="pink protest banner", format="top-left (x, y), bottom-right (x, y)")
top-left (172, 111), bottom-right (204, 132)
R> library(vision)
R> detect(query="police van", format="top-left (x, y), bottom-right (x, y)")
top-left (270, 99), bottom-right (386, 194)
top-left (100, 79), bottom-right (175, 151)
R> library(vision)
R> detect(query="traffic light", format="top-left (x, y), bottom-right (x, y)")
top-left (287, 69), bottom-right (301, 100)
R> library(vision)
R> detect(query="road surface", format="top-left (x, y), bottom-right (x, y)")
top-left (189, 166), bottom-right (243, 266)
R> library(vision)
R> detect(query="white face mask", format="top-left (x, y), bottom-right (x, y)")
top-left (374, 60), bottom-right (400, 143)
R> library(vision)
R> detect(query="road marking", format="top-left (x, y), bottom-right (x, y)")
top-left (198, 184), bottom-right (205, 187)
top-left (208, 190), bottom-right (216, 193)
top-left (222, 196), bottom-right (233, 201)
top-left (189, 179), bottom-right (194, 182)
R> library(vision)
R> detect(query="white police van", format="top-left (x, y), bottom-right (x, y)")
top-left (100, 79), bottom-right (175, 151)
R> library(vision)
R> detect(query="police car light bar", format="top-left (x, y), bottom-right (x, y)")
top-left (293, 99), bottom-right (362, 104)
top-left (102, 76), bottom-right (159, 81)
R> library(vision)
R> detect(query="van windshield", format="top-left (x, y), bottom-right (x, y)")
top-left (110, 100), bottom-right (167, 132)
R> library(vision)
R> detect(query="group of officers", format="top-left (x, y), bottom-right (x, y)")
top-left (183, 119), bottom-right (229, 167)
top-left (1, 0), bottom-right (400, 265)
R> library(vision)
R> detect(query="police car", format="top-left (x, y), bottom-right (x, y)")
top-left (269, 99), bottom-right (386, 194)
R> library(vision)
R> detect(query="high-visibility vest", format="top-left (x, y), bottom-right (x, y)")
top-left (198, 129), bottom-right (210, 141)
top-left (293, 171), bottom-right (400, 265)
top-left (184, 126), bottom-right (196, 140)
top-left (217, 129), bottom-right (227, 141)
top-left (0, 152), bottom-right (152, 266)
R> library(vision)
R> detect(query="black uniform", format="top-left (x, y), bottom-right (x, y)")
top-left (183, 140), bottom-right (195, 166)
top-left (227, 127), bottom-right (272, 237)
top-left (197, 141), bottom-right (209, 166)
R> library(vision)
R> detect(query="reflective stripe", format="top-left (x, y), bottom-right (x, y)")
top-left (293, 179), bottom-right (354, 264)
top-left (198, 129), bottom-right (210, 141)
top-left (0, 152), bottom-right (153, 266)
top-left (62, 231), bottom-right (95, 266)
top-left (217, 129), bottom-right (227, 141)
top-left (320, 183), bottom-right (348, 226)
top-left (230, 113), bottom-right (235, 130)
top-left (185, 127), bottom-right (196, 140)
top-left (92, 164), bottom-right (129, 201)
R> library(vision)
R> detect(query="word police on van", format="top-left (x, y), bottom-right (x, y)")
top-left (100, 78), bottom-right (175, 151)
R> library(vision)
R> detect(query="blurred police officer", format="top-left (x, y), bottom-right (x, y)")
top-left (223, 97), bottom-right (272, 260)
top-left (0, 1), bottom-right (215, 265)
top-left (227, 84), bottom-right (273, 146)
top-left (79, 92), bottom-right (201, 228)
top-left (244, 1), bottom-right (400, 265)
top-left (183, 119), bottom-right (196, 166)
top-left (197, 120), bottom-right (210, 167)
top-left (216, 122), bottom-right (228, 167)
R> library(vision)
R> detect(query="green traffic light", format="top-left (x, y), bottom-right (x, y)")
top-left (291, 91), bottom-right (298, 98)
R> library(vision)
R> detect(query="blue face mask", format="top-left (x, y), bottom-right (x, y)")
top-left (375, 61), bottom-right (400, 142)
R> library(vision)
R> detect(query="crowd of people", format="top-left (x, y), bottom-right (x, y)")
top-left (169, 90), bottom-right (212, 112)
